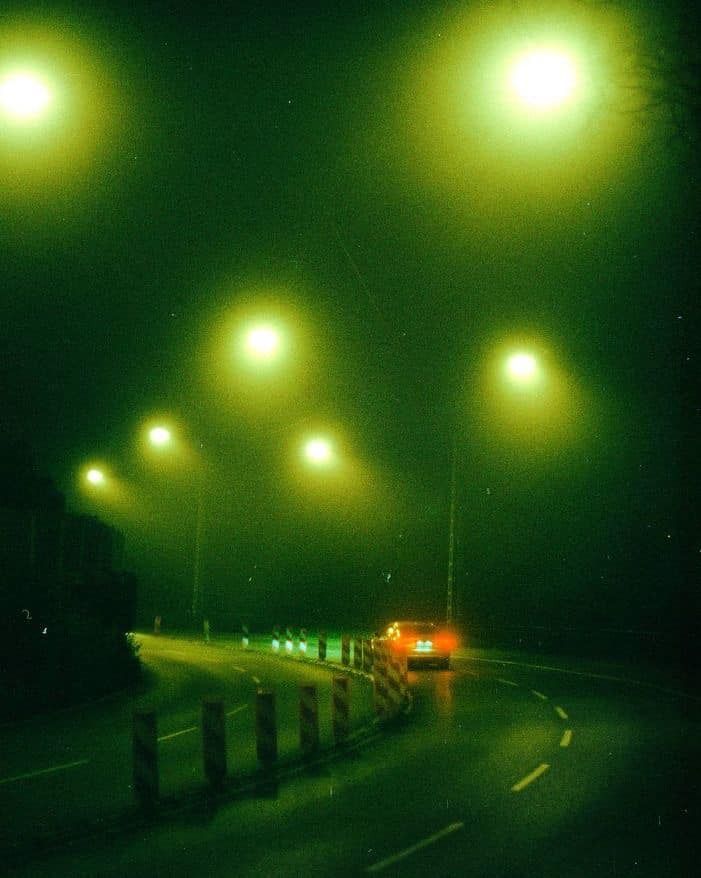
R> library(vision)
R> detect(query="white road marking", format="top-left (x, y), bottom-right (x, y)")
top-left (226, 705), bottom-right (247, 718)
top-left (511, 763), bottom-right (550, 792)
top-left (366, 822), bottom-right (464, 873)
top-left (232, 666), bottom-right (247, 673)
top-left (555, 706), bottom-right (569, 720)
top-left (497, 678), bottom-right (518, 687)
top-left (466, 656), bottom-right (701, 702)
top-left (531, 689), bottom-right (548, 701)
top-left (0, 758), bottom-right (90, 786)
top-left (158, 725), bottom-right (197, 742)
top-left (560, 729), bottom-right (573, 747)
top-left (252, 676), bottom-right (261, 685)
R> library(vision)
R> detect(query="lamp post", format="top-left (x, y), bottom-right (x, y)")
top-left (446, 348), bottom-right (543, 623)
top-left (145, 424), bottom-right (208, 629)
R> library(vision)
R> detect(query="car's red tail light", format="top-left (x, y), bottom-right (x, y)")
top-left (436, 631), bottom-right (458, 652)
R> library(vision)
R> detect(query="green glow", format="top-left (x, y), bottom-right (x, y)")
top-left (509, 50), bottom-right (577, 110)
top-left (149, 426), bottom-right (172, 447)
top-left (0, 71), bottom-right (51, 121)
top-left (86, 468), bottom-right (105, 486)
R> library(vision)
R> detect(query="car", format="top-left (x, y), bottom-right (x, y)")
top-left (376, 620), bottom-right (458, 669)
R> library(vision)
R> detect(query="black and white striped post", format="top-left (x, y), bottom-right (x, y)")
top-left (318, 631), bottom-right (327, 662)
top-left (132, 708), bottom-right (158, 811)
top-left (353, 636), bottom-right (362, 670)
top-left (386, 654), bottom-right (403, 714)
top-left (372, 644), bottom-right (390, 720)
top-left (241, 624), bottom-right (249, 649)
top-left (341, 634), bottom-right (350, 667)
top-left (362, 638), bottom-right (373, 673)
top-left (272, 626), bottom-right (280, 652)
top-left (332, 675), bottom-right (350, 744)
top-left (285, 626), bottom-right (294, 654)
top-left (299, 684), bottom-right (319, 757)
top-left (299, 627), bottom-right (308, 655)
top-left (255, 690), bottom-right (277, 769)
top-left (202, 697), bottom-right (227, 790)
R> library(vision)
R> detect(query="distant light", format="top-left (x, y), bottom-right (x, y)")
top-left (246, 324), bottom-right (281, 360)
top-left (506, 352), bottom-right (538, 382)
top-left (0, 72), bottom-right (51, 121)
top-left (509, 50), bottom-right (577, 110)
top-left (149, 426), bottom-right (172, 447)
top-left (304, 437), bottom-right (333, 465)
top-left (86, 468), bottom-right (105, 486)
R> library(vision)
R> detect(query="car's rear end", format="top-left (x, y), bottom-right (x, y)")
top-left (383, 621), bottom-right (457, 669)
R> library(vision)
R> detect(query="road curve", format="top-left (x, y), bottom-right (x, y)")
top-left (4, 639), bottom-right (699, 877)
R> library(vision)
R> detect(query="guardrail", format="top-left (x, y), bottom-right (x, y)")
top-left (131, 627), bottom-right (411, 812)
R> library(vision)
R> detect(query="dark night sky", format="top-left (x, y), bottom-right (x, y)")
top-left (1, 0), bottom-right (697, 631)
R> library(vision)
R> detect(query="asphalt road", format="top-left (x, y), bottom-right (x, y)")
top-left (4, 635), bottom-right (698, 876)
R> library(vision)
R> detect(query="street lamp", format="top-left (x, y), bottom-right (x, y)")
top-left (245, 324), bottom-right (282, 362)
top-left (303, 436), bottom-right (334, 467)
top-left (85, 467), bottom-right (106, 486)
top-left (508, 49), bottom-right (578, 111)
top-left (0, 71), bottom-right (51, 122)
top-left (144, 422), bottom-right (206, 626)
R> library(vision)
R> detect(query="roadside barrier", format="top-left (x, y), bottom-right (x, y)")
top-left (341, 634), bottom-right (351, 666)
top-left (372, 644), bottom-right (390, 719)
top-left (318, 631), bottom-right (327, 662)
top-left (353, 636), bottom-right (362, 669)
top-left (133, 708), bottom-right (158, 810)
top-left (332, 675), bottom-right (350, 743)
top-left (299, 683), bottom-right (319, 756)
top-left (362, 638), bottom-right (373, 673)
top-left (202, 697), bottom-right (227, 790)
top-left (255, 690), bottom-right (278, 768)
top-left (386, 653), bottom-right (403, 713)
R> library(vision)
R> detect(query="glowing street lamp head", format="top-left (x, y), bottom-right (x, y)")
top-left (86, 468), bottom-right (105, 486)
top-left (0, 72), bottom-right (51, 121)
top-left (509, 50), bottom-right (577, 110)
top-left (506, 352), bottom-right (538, 383)
top-left (304, 437), bottom-right (333, 466)
top-left (245, 324), bottom-right (281, 361)
top-left (149, 426), bottom-right (172, 447)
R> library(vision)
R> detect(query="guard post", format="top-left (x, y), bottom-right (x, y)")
top-left (353, 636), bottom-right (362, 669)
top-left (255, 690), bottom-right (277, 769)
top-left (362, 638), bottom-right (373, 673)
top-left (332, 675), bottom-right (350, 744)
top-left (133, 708), bottom-right (158, 811)
top-left (202, 697), bottom-right (227, 791)
top-left (272, 626), bottom-right (280, 652)
top-left (318, 631), bottom-right (327, 662)
top-left (299, 627), bottom-right (308, 654)
top-left (285, 626), bottom-right (294, 654)
top-left (241, 624), bottom-right (249, 649)
top-left (341, 634), bottom-right (350, 667)
top-left (299, 684), bottom-right (319, 757)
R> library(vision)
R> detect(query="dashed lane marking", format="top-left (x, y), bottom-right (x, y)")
top-left (531, 689), bottom-right (548, 701)
top-left (0, 758), bottom-right (90, 786)
top-left (560, 729), bottom-right (573, 747)
top-left (497, 678), bottom-right (518, 687)
top-left (226, 705), bottom-right (247, 718)
top-left (158, 725), bottom-right (197, 742)
top-left (366, 822), bottom-right (464, 873)
top-left (555, 706), bottom-right (569, 720)
top-left (511, 763), bottom-right (550, 793)
top-left (252, 676), bottom-right (261, 685)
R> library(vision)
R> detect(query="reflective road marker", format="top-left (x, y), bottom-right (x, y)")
top-left (0, 758), bottom-right (90, 786)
